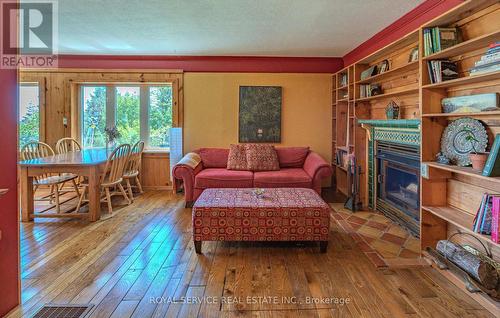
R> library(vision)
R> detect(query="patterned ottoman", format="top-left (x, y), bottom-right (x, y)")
top-left (192, 188), bottom-right (331, 253)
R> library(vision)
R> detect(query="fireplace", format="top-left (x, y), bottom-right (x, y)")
top-left (376, 142), bottom-right (420, 237)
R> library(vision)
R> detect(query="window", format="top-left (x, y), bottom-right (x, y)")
top-left (82, 86), bottom-right (107, 148)
top-left (149, 86), bottom-right (173, 148)
top-left (116, 86), bottom-right (140, 145)
top-left (19, 83), bottom-right (40, 147)
top-left (80, 84), bottom-right (173, 150)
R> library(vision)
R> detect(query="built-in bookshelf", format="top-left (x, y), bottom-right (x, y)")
top-left (419, 1), bottom-right (500, 312)
top-left (331, 0), bottom-right (500, 312)
top-left (332, 27), bottom-right (420, 204)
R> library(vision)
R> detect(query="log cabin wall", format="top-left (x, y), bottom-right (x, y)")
top-left (19, 69), bottom-right (184, 190)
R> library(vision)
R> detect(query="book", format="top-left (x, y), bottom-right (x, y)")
top-left (473, 194), bottom-right (488, 232)
top-left (437, 27), bottom-right (459, 51)
top-left (482, 134), bottom-right (500, 177)
top-left (492, 196), bottom-right (500, 243)
top-left (480, 195), bottom-right (494, 235)
top-left (427, 60), bottom-right (458, 83)
top-left (423, 27), bottom-right (459, 56)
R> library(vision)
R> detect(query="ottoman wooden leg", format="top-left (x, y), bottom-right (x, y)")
top-left (319, 241), bottom-right (328, 253)
top-left (194, 241), bottom-right (202, 254)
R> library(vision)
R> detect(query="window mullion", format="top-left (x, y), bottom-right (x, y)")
top-left (107, 85), bottom-right (116, 128)
top-left (140, 85), bottom-right (149, 148)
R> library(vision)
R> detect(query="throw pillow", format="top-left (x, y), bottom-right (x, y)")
top-left (227, 144), bottom-right (248, 170)
top-left (275, 147), bottom-right (310, 168)
top-left (245, 144), bottom-right (280, 171)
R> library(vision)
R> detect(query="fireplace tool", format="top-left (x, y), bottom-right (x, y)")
top-left (344, 156), bottom-right (362, 211)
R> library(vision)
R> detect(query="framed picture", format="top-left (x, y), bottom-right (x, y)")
top-left (377, 60), bottom-right (389, 74)
top-left (239, 86), bottom-right (282, 143)
top-left (409, 46), bottom-right (419, 62)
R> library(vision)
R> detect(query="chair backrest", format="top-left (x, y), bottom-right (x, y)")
top-left (56, 138), bottom-right (82, 154)
top-left (21, 142), bottom-right (56, 181)
top-left (101, 144), bottom-right (131, 186)
top-left (21, 141), bottom-right (55, 160)
top-left (125, 141), bottom-right (145, 174)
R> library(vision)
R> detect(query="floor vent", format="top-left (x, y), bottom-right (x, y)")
top-left (32, 304), bottom-right (94, 318)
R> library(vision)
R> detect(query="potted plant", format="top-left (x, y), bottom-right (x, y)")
top-left (104, 126), bottom-right (121, 152)
top-left (464, 129), bottom-right (489, 171)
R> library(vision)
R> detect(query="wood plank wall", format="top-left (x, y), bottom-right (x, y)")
top-left (19, 69), bottom-right (184, 190)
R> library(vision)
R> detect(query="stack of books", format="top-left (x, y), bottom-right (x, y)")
top-left (339, 73), bottom-right (348, 87)
top-left (359, 84), bottom-right (381, 98)
top-left (470, 42), bottom-right (500, 75)
top-left (335, 149), bottom-right (349, 170)
top-left (427, 60), bottom-right (459, 83)
top-left (473, 193), bottom-right (500, 243)
top-left (423, 27), bottom-right (459, 56)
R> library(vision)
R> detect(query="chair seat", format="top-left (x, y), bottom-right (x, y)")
top-left (35, 173), bottom-right (78, 186)
top-left (123, 170), bottom-right (139, 178)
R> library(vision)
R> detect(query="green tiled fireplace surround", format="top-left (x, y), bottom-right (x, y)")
top-left (358, 119), bottom-right (421, 209)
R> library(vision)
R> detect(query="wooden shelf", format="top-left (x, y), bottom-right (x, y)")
top-left (422, 110), bottom-right (500, 118)
top-left (422, 29), bottom-right (500, 61)
top-left (423, 161), bottom-right (500, 185)
top-left (337, 146), bottom-right (349, 151)
top-left (356, 61), bottom-right (419, 84)
top-left (356, 87), bottom-right (419, 102)
top-left (337, 85), bottom-right (348, 90)
top-left (338, 98), bottom-right (349, 102)
top-left (358, 29), bottom-right (419, 64)
top-left (422, 205), bottom-right (497, 246)
top-left (422, 71), bottom-right (500, 89)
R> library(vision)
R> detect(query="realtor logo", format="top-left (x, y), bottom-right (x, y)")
top-left (1, 0), bottom-right (58, 68)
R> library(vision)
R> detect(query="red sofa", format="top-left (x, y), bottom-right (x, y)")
top-left (172, 147), bottom-right (333, 206)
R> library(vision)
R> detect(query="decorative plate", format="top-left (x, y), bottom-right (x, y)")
top-left (440, 117), bottom-right (488, 166)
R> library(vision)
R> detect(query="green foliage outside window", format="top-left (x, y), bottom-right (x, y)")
top-left (19, 102), bottom-right (40, 147)
top-left (116, 88), bottom-right (140, 145)
top-left (149, 86), bottom-right (173, 148)
top-left (82, 87), bottom-right (107, 148)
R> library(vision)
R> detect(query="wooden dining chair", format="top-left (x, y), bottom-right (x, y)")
top-left (56, 137), bottom-right (82, 154)
top-left (123, 140), bottom-right (145, 202)
top-left (20, 141), bottom-right (80, 214)
top-left (75, 144), bottom-right (131, 217)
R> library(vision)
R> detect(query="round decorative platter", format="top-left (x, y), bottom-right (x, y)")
top-left (440, 117), bottom-right (488, 166)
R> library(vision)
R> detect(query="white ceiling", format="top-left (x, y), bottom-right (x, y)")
top-left (55, 0), bottom-right (425, 56)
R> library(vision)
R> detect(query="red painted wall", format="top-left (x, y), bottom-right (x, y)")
top-left (57, 55), bottom-right (343, 73)
top-left (0, 0), bottom-right (19, 314)
top-left (343, 0), bottom-right (464, 65)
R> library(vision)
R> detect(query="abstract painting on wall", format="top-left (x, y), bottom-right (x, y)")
top-left (239, 86), bottom-right (282, 143)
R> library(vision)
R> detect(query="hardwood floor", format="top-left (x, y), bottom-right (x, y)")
top-left (7, 191), bottom-right (494, 318)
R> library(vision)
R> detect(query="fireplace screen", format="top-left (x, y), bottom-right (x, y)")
top-left (376, 142), bottom-right (420, 235)
top-left (379, 161), bottom-right (420, 220)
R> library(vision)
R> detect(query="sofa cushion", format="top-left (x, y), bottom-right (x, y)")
top-left (198, 148), bottom-right (229, 168)
top-left (227, 144), bottom-right (248, 170)
top-left (275, 147), bottom-right (310, 168)
top-left (195, 168), bottom-right (254, 189)
top-left (254, 168), bottom-right (312, 188)
top-left (245, 144), bottom-right (280, 171)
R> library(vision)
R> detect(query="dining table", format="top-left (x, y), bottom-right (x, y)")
top-left (18, 148), bottom-right (111, 222)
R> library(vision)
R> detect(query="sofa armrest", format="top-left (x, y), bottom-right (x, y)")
top-left (303, 152), bottom-right (333, 194)
top-left (172, 153), bottom-right (203, 205)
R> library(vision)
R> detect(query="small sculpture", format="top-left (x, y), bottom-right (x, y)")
top-left (436, 152), bottom-right (451, 165)
top-left (385, 100), bottom-right (400, 119)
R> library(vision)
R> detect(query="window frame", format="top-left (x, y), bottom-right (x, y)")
top-left (18, 81), bottom-right (46, 148)
top-left (77, 81), bottom-right (178, 151)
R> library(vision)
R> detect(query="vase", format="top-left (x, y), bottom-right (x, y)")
top-left (106, 140), bottom-right (116, 154)
top-left (469, 152), bottom-right (489, 171)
